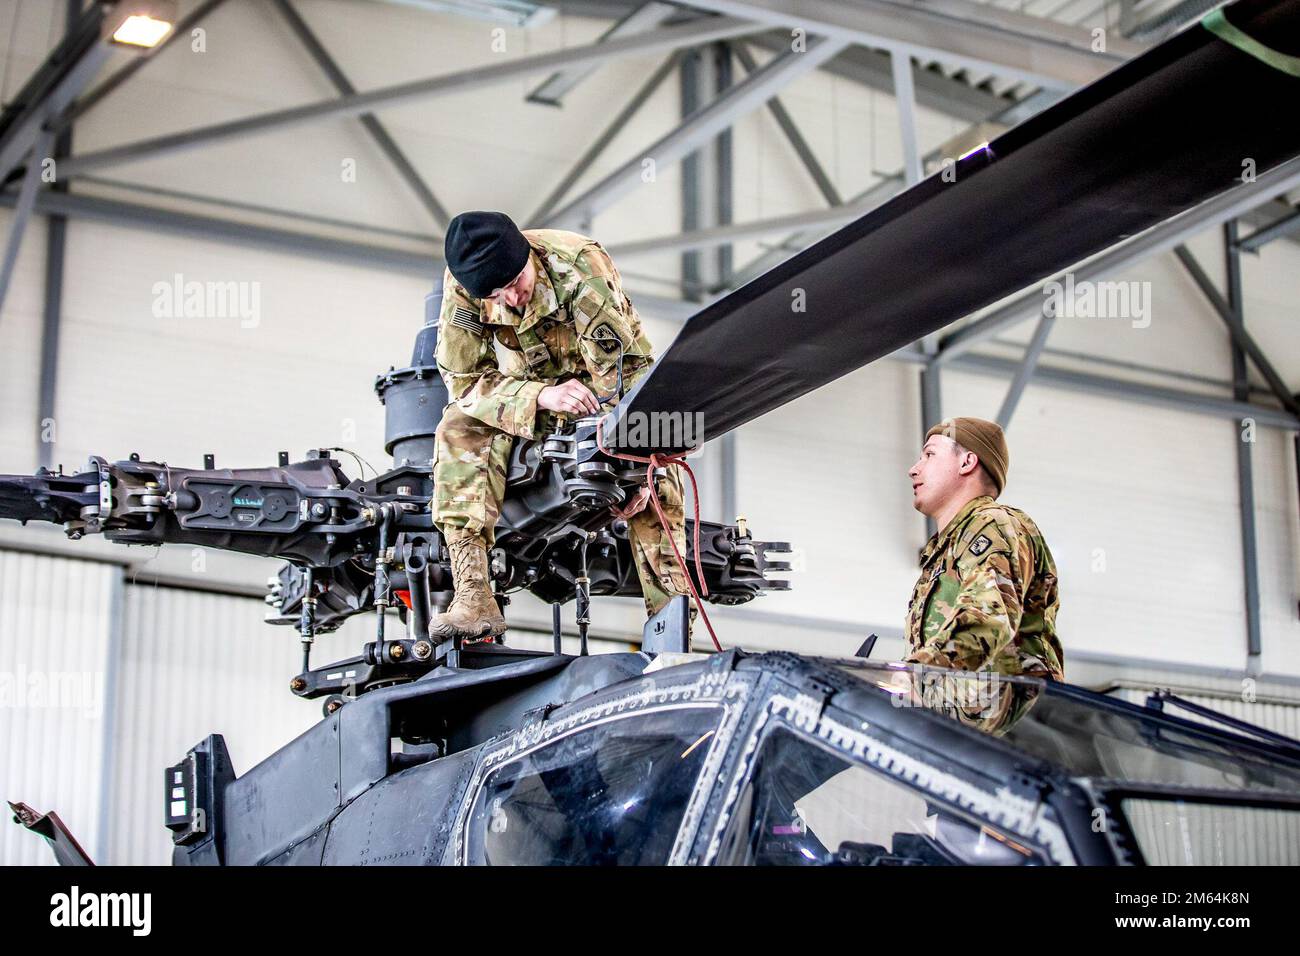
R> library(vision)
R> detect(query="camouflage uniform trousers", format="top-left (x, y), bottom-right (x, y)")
top-left (432, 403), bottom-right (695, 620)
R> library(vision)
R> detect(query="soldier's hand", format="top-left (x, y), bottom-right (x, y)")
top-left (876, 667), bottom-right (922, 706)
top-left (539, 380), bottom-right (601, 416)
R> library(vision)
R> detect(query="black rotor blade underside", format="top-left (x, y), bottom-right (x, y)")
top-left (606, 0), bottom-right (1300, 454)
top-left (0, 473), bottom-right (94, 524)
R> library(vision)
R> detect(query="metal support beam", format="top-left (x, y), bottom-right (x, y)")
top-left (987, 333), bottom-right (1280, 398)
top-left (56, 0), bottom-right (229, 129)
top-left (716, 47), bottom-right (734, 284)
top-left (892, 44), bottom-right (929, 359)
top-left (679, 41), bottom-right (735, 516)
top-left (1224, 221), bottom-right (1263, 661)
top-left (681, 49), bottom-right (703, 301)
top-left (1129, 0), bottom-right (1228, 42)
top-left (0, 3), bottom-right (112, 182)
top-left (1237, 206), bottom-right (1300, 253)
top-left (37, 1), bottom-right (80, 472)
top-left (6, 189), bottom-right (436, 272)
top-left (560, 6), bottom-right (1092, 122)
top-left (720, 432), bottom-right (737, 527)
top-left (528, 52), bottom-right (679, 225)
top-left (745, 31), bottom-right (1010, 124)
top-left (995, 313), bottom-right (1055, 428)
top-left (891, 51), bottom-right (922, 188)
top-left (527, 1), bottom-right (676, 106)
top-left (0, 131), bottom-right (51, 317)
top-left (0, 189), bottom-right (702, 323)
top-left (715, 48), bottom-right (737, 528)
top-left (56, 16), bottom-right (766, 178)
top-left (76, 172), bottom-right (436, 242)
top-left (1173, 244), bottom-right (1300, 418)
top-left (546, 36), bottom-right (848, 228)
top-left (609, 196), bottom-right (874, 257)
top-left (919, 363), bottom-right (942, 414)
top-left (272, 0), bottom-right (449, 228)
top-left (919, 361), bottom-right (942, 537)
top-left (678, 0), bottom-right (1143, 90)
top-left (936, 154), bottom-right (1300, 365)
top-left (1294, 435), bottom-right (1300, 558)
top-left (707, 87), bottom-right (1061, 294)
top-left (679, 43), bottom-right (734, 301)
top-left (732, 42), bottom-right (841, 206)
top-left (935, 351), bottom-right (1300, 431)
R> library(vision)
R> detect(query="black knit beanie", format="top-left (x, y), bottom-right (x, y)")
top-left (443, 211), bottom-right (531, 299)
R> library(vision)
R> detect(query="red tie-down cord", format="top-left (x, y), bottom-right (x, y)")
top-left (596, 418), bottom-right (722, 652)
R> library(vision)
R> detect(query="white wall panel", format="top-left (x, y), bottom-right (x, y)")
top-left (1241, 236), bottom-right (1300, 389)
top-left (103, 587), bottom-right (631, 866)
top-left (1108, 684), bottom-right (1300, 744)
top-left (0, 550), bottom-right (118, 866)
top-left (49, 217), bottom-right (430, 479)
top-left (1123, 799), bottom-right (1300, 865)
top-left (1107, 680), bottom-right (1300, 864)
top-left (106, 581), bottom-right (372, 865)
top-left (732, 359), bottom-right (924, 647)
top-left (0, 212), bottom-right (45, 472)
top-left (1252, 428), bottom-right (1300, 676)
top-left (0, 0), bottom-right (60, 120)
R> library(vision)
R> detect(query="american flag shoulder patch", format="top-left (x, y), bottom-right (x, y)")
top-left (449, 306), bottom-right (484, 333)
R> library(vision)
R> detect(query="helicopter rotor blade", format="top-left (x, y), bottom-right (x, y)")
top-left (605, 0), bottom-right (1300, 454)
top-left (0, 471), bottom-right (97, 525)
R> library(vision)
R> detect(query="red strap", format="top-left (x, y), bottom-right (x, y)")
top-left (596, 418), bottom-right (722, 652)
top-left (610, 485), bottom-right (650, 520)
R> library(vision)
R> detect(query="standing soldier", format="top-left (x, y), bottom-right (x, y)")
top-left (902, 417), bottom-right (1064, 728)
top-left (428, 210), bottom-right (692, 641)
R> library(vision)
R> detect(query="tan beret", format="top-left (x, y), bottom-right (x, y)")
top-left (926, 416), bottom-right (1009, 495)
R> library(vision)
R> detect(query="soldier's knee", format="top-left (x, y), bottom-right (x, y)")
top-left (653, 472), bottom-right (685, 515)
top-left (434, 404), bottom-right (463, 440)
top-left (656, 544), bottom-right (691, 595)
top-left (437, 404), bottom-right (493, 443)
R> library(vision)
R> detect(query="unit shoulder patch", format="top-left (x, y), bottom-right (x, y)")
top-left (969, 534), bottom-right (992, 557)
top-left (591, 321), bottom-right (621, 354)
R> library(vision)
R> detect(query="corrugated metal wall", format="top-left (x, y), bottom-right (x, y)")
top-left (0, 540), bottom-right (639, 865)
top-left (106, 581), bottom-right (372, 865)
top-left (104, 587), bottom-right (631, 864)
top-left (1106, 682), bottom-right (1300, 864)
top-left (0, 550), bottom-right (119, 866)
top-left (1123, 800), bottom-right (1300, 865)
top-left (1107, 684), bottom-right (1300, 743)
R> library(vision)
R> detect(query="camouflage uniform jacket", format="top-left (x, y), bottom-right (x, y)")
top-left (904, 495), bottom-right (1064, 680)
top-left (435, 228), bottom-right (655, 440)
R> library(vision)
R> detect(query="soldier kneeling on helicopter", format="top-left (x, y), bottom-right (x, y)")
top-left (428, 210), bottom-right (694, 642)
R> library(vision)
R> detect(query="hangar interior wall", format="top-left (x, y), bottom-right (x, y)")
top-left (1, 0), bottom-right (1298, 864)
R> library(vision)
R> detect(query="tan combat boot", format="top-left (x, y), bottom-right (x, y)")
top-left (430, 529), bottom-right (507, 641)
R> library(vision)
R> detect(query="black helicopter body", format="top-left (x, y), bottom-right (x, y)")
top-left (149, 651), bottom-right (1300, 866)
